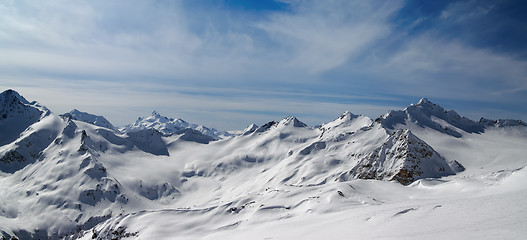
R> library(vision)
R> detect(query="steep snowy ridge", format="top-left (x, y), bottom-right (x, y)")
top-left (378, 98), bottom-right (485, 137)
top-left (0, 89), bottom-right (50, 147)
top-left (279, 116), bottom-right (308, 128)
top-left (0, 90), bottom-right (59, 173)
top-left (0, 89), bottom-right (526, 239)
top-left (120, 111), bottom-right (232, 140)
top-left (239, 123), bottom-right (259, 136)
top-left (479, 117), bottom-right (527, 127)
top-left (61, 109), bottom-right (116, 130)
top-left (319, 111), bottom-right (373, 139)
top-left (0, 114), bottom-right (63, 173)
top-left (250, 116), bottom-right (307, 135)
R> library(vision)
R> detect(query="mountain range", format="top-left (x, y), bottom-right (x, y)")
top-left (0, 89), bottom-right (526, 239)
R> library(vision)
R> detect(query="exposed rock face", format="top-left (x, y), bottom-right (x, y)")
top-left (352, 129), bottom-right (455, 185)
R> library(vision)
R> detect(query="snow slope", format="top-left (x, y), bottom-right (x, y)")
top-left (0, 90), bottom-right (526, 239)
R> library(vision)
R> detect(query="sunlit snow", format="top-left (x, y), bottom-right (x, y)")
top-left (0, 89), bottom-right (525, 239)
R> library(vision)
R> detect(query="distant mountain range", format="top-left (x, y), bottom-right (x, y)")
top-left (119, 111), bottom-right (233, 140)
top-left (0, 89), bottom-right (526, 239)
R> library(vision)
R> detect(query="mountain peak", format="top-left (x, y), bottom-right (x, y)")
top-left (417, 97), bottom-right (431, 105)
top-left (321, 111), bottom-right (370, 131)
top-left (0, 89), bottom-right (47, 146)
top-left (122, 112), bottom-right (231, 140)
top-left (253, 116), bottom-right (307, 133)
top-left (339, 111), bottom-right (358, 121)
top-left (280, 116), bottom-right (307, 128)
top-left (410, 98), bottom-right (444, 113)
top-left (479, 118), bottom-right (527, 127)
top-left (148, 111), bottom-right (179, 123)
top-left (61, 109), bottom-right (115, 130)
top-left (1, 89), bottom-right (30, 105)
top-left (379, 98), bottom-right (484, 137)
top-left (69, 109), bottom-right (84, 116)
top-left (241, 123), bottom-right (259, 135)
top-left (351, 128), bottom-right (456, 185)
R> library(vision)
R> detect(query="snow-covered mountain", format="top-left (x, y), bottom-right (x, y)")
top-left (479, 117), bottom-right (527, 127)
top-left (0, 89), bottom-right (50, 147)
top-left (377, 97), bottom-right (526, 138)
top-left (378, 98), bottom-right (485, 137)
top-left (120, 111), bottom-right (233, 140)
top-left (61, 109), bottom-right (116, 130)
top-left (1, 89), bottom-right (526, 239)
top-left (0, 90), bottom-right (57, 173)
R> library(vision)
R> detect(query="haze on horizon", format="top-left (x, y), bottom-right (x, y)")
top-left (1, 0), bottom-right (526, 130)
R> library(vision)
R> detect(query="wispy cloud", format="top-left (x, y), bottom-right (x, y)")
top-left (256, 0), bottom-right (402, 73)
top-left (1, 0), bottom-right (526, 129)
top-left (375, 35), bottom-right (527, 96)
top-left (0, 0), bottom-right (404, 81)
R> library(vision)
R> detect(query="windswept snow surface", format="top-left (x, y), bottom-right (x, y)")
top-left (0, 90), bottom-right (526, 239)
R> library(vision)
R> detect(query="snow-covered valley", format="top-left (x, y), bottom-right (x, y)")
top-left (0, 89), bottom-right (526, 239)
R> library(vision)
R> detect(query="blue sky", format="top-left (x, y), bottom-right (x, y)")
top-left (1, 0), bottom-right (526, 130)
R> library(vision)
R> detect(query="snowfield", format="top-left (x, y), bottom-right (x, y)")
top-left (0, 89), bottom-right (526, 239)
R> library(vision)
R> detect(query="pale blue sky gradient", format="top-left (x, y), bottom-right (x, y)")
top-left (1, 0), bottom-right (526, 130)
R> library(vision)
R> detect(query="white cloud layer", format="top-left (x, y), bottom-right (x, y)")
top-left (0, 0), bottom-right (526, 129)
